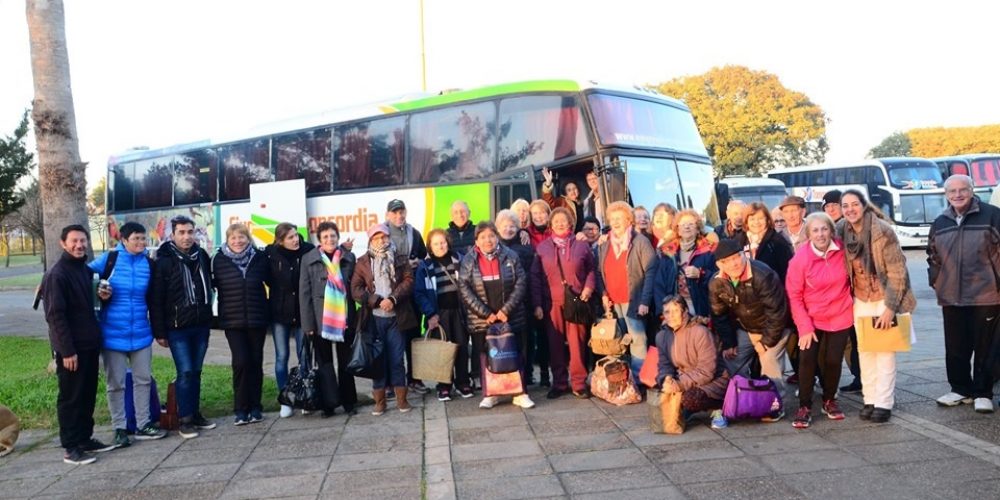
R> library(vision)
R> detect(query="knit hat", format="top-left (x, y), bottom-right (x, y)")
top-left (822, 190), bottom-right (842, 208)
top-left (713, 238), bottom-right (743, 261)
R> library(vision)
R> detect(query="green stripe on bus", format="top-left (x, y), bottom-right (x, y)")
top-left (429, 183), bottom-right (491, 231)
top-left (388, 80), bottom-right (581, 112)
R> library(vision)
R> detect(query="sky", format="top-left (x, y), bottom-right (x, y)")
top-left (2, 0), bottom-right (998, 191)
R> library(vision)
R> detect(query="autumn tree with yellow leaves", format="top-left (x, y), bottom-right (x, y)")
top-left (654, 65), bottom-right (829, 177)
top-left (905, 124), bottom-right (1000, 157)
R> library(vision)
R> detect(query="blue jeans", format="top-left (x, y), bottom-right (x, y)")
top-left (371, 316), bottom-right (406, 390)
top-left (167, 326), bottom-right (210, 419)
top-left (613, 302), bottom-right (649, 377)
top-left (272, 322), bottom-right (303, 391)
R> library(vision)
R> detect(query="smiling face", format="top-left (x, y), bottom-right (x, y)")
top-left (497, 217), bottom-right (519, 240)
top-left (451, 203), bottom-right (470, 227)
top-left (227, 232), bottom-right (249, 253)
top-left (677, 214), bottom-right (699, 241)
top-left (550, 212), bottom-right (572, 235)
top-left (608, 209), bottom-right (630, 236)
top-left (564, 182), bottom-right (580, 201)
top-left (124, 231), bottom-right (147, 255)
top-left (945, 177), bottom-right (974, 214)
top-left (429, 232), bottom-right (449, 258)
top-left (808, 218), bottom-right (832, 251)
top-left (634, 209), bottom-right (651, 231)
top-left (514, 205), bottom-right (529, 227)
top-left (318, 228), bottom-right (339, 253)
top-left (530, 205), bottom-right (549, 227)
top-left (386, 208), bottom-right (407, 228)
top-left (781, 204), bottom-right (805, 228)
top-left (746, 210), bottom-right (768, 235)
top-left (586, 172), bottom-right (599, 191)
top-left (841, 193), bottom-right (864, 226)
top-left (716, 252), bottom-right (746, 279)
top-left (475, 228), bottom-right (498, 253)
top-left (61, 230), bottom-right (89, 259)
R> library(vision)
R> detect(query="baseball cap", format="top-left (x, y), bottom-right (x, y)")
top-left (387, 199), bottom-right (406, 212)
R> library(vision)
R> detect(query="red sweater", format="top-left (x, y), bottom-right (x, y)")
top-left (603, 249), bottom-right (630, 304)
top-left (785, 240), bottom-right (854, 334)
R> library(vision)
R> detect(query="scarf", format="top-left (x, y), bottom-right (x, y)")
top-left (169, 242), bottom-right (204, 305)
top-left (746, 231), bottom-right (763, 258)
top-left (610, 226), bottom-right (633, 258)
top-left (552, 230), bottom-right (572, 257)
top-left (844, 211), bottom-right (876, 276)
top-left (221, 244), bottom-right (254, 277)
top-left (319, 249), bottom-right (347, 342)
top-left (368, 239), bottom-right (396, 282)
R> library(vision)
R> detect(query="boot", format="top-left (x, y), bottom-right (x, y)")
top-left (372, 389), bottom-right (387, 416)
top-left (395, 387), bottom-right (412, 413)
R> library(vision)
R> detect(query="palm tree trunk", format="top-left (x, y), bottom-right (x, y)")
top-left (26, 0), bottom-right (90, 268)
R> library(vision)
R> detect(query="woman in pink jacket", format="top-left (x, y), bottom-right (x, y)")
top-left (785, 212), bottom-right (854, 429)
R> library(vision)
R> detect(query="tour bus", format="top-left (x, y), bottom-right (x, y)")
top-left (932, 154), bottom-right (1000, 200)
top-left (767, 158), bottom-right (946, 247)
top-left (104, 79), bottom-right (719, 251)
top-left (714, 176), bottom-right (787, 215)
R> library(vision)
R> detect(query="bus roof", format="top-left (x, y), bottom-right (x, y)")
top-left (109, 79), bottom-right (688, 164)
top-left (717, 176), bottom-right (785, 188)
top-left (768, 157), bottom-right (936, 174)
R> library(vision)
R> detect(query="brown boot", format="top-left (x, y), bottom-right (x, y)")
top-left (395, 387), bottom-right (412, 413)
top-left (372, 389), bottom-right (387, 416)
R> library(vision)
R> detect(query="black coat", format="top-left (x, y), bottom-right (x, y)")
top-left (300, 245), bottom-right (357, 336)
top-left (458, 247), bottom-right (527, 336)
top-left (265, 240), bottom-right (315, 326)
top-left (447, 221), bottom-right (476, 257)
top-left (150, 242), bottom-right (213, 339)
top-left (709, 259), bottom-right (790, 350)
top-left (737, 229), bottom-right (795, 283)
top-left (42, 252), bottom-right (102, 357)
top-left (211, 248), bottom-right (270, 330)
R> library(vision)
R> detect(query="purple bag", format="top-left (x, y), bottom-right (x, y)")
top-left (721, 373), bottom-right (782, 420)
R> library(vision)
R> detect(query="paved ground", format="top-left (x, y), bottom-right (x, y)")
top-left (2, 250), bottom-right (999, 499)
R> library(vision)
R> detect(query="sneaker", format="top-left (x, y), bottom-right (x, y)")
top-left (386, 388), bottom-right (396, 400)
top-left (512, 394), bottom-right (536, 409)
top-left (192, 413), bottom-right (217, 430)
top-left (279, 405), bottom-right (294, 418)
top-left (112, 429), bottom-right (131, 449)
top-left (80, 438), bottom-right (115, 453)
top-left (437, 388), bottom-right (452, 402)
top-left (839, 380), bottom-right (863, 394)
top-left (937, 392), bottom-right (974, 407)
top-left (479, 396), bottom-right (499, 409)
top-left (177, 422), bottom-right (200, 439)
top-left (974, 397), bottom-right (996, 413)
top-left (859, 404), bottom-right (875, 421)
top-left (134, 423), bottom-right (167, 441)
top-left (710, 410), bottom-right (729, 429)
top-left (249, 409), bottom-right (264, 423)
top-left (455, 387), bottom-right (475, 399)
top-left (63, 448), bottom-right (96, 465)
top-left (822, 400), bottom-right (845, 420)
top-left (760, 410), bottom-right (785, 423)
top-left (408, 381), bottom-right (430, 395)
top-left (792, 407), bottom-right (812, 429)
top-left (234, 412), bottom-right (249, 426)
top-left (301, 409), bottom-right (312, 416)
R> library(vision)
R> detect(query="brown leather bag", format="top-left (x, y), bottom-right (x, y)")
top-left (159, 382), bottom-right (179, 430)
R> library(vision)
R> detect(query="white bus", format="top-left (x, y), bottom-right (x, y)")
top-left (715, 176), bottom-right (788, 214)
top-left (767, 158), bottom-right (946, 247)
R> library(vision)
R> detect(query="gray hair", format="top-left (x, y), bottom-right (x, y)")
top-left (495, 209), bottom-right (519, 228)
top-left (451, 200), bottom-right (470, 212)
top-left (804, 211), bottom-right (835, 234)
top-left (944, 174), bottom-right (974, 191)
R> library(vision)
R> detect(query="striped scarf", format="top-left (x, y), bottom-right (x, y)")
top-left (319, 249), bottom-right (347, 342)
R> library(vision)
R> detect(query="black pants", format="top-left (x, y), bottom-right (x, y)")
top-left (56, 348), bottom-right (100, 450)
top-left (313, 330), bottom-right (358, 411)
top-left (943, 305), bottom-right (1000, 399)
top-left (434, 307), bottom-right (470, 390)
top-left (845, 328), bottom-right (862, 382)
top-left (225, 328), bottom-right (266, 413)
top-left (798, 327), bottom-right (851, 407)
top-left (528, 315), bottom-right (550, 383)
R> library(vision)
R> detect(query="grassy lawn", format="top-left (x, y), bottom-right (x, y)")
top-left (1, 254), bottom-right (44, 268)
top-left (0, 337), bottom-right (279, 429)
top-left (0, 271), bottom-right (44, 291)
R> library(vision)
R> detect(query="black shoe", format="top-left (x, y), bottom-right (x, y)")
top-left (859, 404), bottom-right (875, 421)
top-left (249, 409), bottom-right (264, 423)
top-left (839, 380), bottom-right (863, 394)
top-left (870, 408), bottom-right (891, 423)
top-left (63, 447), bottom-right (96, 465)
top-left (546, 388), bottom-right (566, 399)
top-left (80, 438), bottom-right (116, 454)
top-left (134, 423), bottom-right (167, 441)
top-left (192, 413), bottom-right (217, 430)
top-left (342, 406), bottom-right (358, 416)
top-left (455, 386), bottom-right (475, 399)
top-left (178, 422), bottom-right (200, 439)
top-left (539, 378), bottom-right (551, 388)
top-left (321, 409), bottom-right (336, 418)
top-left (112, 429), bottom-right (131, 449)
top-left (437, 388), bottom-right (452, 402)
top-left (572, 389), bottom-right (591, 399)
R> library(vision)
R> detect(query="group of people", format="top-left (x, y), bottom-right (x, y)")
top-left (40, 169), bottom-right (999, 465)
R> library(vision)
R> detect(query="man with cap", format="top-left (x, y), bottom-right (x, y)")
top-left (780, 196), bottom-right (809, 251)
top-left (709, 238), bottom-right (792, 422)
top-left (822, 190), bottom-right (843, 223)
top-left (384, 199), bottom-right (430, 394)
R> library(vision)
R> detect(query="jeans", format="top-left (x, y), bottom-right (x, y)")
top-left (612, 302), bottom-right (648, 376)
top-left (225, 328), bottom-right (267, 414)
top-left (167, 327), bottom-right (210, 419)
top-left (272, 322), bottom-right (304, 391)
top-left (103, 345), bottom-right (153, 429)
top-left (56, 348), bottom-right (100, 450)
top-left (371, 316), bottom-right (406, 390)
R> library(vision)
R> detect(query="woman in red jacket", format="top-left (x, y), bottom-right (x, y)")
top-left (785, 212), bottom-right (853, 429)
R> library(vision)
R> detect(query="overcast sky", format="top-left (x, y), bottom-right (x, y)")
top-left (2, 0), bottom-right (997, 189)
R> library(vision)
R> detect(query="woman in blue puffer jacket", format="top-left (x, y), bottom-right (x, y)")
top-left (88, 222), bottom-right (165, 445)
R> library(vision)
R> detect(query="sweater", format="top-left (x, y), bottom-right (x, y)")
top-left (785, 240), bottom-right (854, 334)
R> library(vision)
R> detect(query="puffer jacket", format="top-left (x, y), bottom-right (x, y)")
top-left (596, 229), bottom-right (658, 319)
top-left (785, 241), bottom-right (854, 334)
top-left (927, 197), bottom-right (1000, 306)
top-left (709, 259), bottom-right (790, 349)
top-left (88, 243), bottom-right (153, 352)
top-left (265, 239), bottom-right (315, 326)
top-left (150, 242), bottom-right (212, 339)
top-left (300, 245), bottom-right (357, 337)
top-left (211, 248), bottom-right (270, 330)
top-left (458, 246), bottom-right (527, 335)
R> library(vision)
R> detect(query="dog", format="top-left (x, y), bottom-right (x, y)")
top-left (0, 405), bottom-right (20, 457)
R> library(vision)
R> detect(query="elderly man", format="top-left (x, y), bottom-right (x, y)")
top-left (714, 200), bottom-right (746, 240)
top-left (446, 200), bottom-right (475, 256)
top-left (929, 175), bottom-right (1000, 413)
top-left (780, 196), bottom-right (809, 251)
top-left (385, 199), bottom-right (429, 395)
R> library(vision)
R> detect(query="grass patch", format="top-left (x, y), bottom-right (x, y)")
top-left (1, 254), bottom-right (44, 268)
top-left (0, 272), bottom-right (44, 290)
top-left (0, 337), bottom-right (278, 429)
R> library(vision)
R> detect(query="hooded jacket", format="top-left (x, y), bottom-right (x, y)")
top-left (88, 243), bottom-right (153, 352)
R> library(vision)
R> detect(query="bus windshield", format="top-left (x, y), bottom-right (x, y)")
top-left (729, 187), bottom-right (787, 212)
top-left (886, 161), bottom-right (944, 190)
top-left (897, 192), bottom-right (948, 224)
top-left (588, 94), bottom-right (708, 156)
top-left (622, 156), bottom-right (719, 224)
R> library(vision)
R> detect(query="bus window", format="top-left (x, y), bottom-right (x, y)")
top-left (175, 149), bottom-right (218, 205)
top-left (868, 167), bottom-right (885, 185)
top-left (808, 170), bottom-right (828, 185)
top-left (275, 128), bottom-right (332, 194)
top-left (113, 163), bottom-right (135, 211)
top-left (587, 94), bottom-right (707, 156)
top-left (219, 140), bottom-right (270, 201)
top-left (409, 102), bottom-right (496, 183)
top-left (845, 167), bottom-right (866, 184)
top-left (950, 162), bottom-right (969, 176)
top-left (134, 157), bottom-right (174, 209)
top-left (334, 117), bottom-right (405, 190)
top-left (497, 96), bottom-right (591, 172)
top-left (972, 159), bottom-right (1000, 187)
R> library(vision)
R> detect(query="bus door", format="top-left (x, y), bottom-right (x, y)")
top-left (595, 158), bottom-right (629, 209)
top-left (490, 165), bottom-right (537, 218)
top-left (866, 167), bottom-right (892, 215)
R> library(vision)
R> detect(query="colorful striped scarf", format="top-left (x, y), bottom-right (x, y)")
top-left (320, 249), bottom-right (347, 342)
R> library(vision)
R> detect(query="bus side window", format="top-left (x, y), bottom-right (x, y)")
top-left (134, 157), bottom-right (174, 209)
top-left (950, 162), bottom-right (968, 176)
top-left (274, 129), bottom-right (332, 194)
top-left (868, 167), bottom-right (885, 185)
top-left (334, 117), bottom-right (405, 190)
top-left (219, 140), bottom-right (270, 201)
top-left (410, 102), bottom-right (496, 184)
top-left (809, 170), bottom-right (828, 186)
top-left (175, 149), bottom-right (218, 205)
top-left (113, 163), bottom-right (135, 212)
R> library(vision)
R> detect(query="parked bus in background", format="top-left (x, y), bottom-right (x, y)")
top-left (767, 158), bottom-right (946, 247)
top-left (104, 79), bottom-right (719, 251)
top-left (932, 154), bottom-right (1000, 201)
top-left (714, 176), bottom-right (788, 215)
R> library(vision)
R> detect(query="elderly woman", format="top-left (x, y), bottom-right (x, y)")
top-left (656, 295), bottom-right (730, 429)
top-left (351, 223), bottom-right (416, 415)
top-left (212, 223), bottom-right (270, 425)
top-left (663, 210), bottom-right (716, 317)
top-left (527, 200), bottom-right (553, 247)
top-left (414, 229), bottom-right (471, 401)
top-left (786, 213), bottom-right (853, 429)
top-left (541, 168), bottom-right (584, 233)
top-left (634, 206), bottom-right (652, 241)
top-left (497, 209), bottom-right (547, 387)
top-left (597, 201), bottom-right (657, 376)
top-left (458, 222), bottom-right (534, 409)
top-left (840, 189), bottom-right (916, 423)
top-left (531, 207), bottom-right (596, 399)
top-left (510, 199), bottom-right (531, 230)
top-left (300, 221), bottom-right (358, 417)
top-left (650, 203), bottom-right (678, 250)
top-left (737, 202), bottom-right (794, 283)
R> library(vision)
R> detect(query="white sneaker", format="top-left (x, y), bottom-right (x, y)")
top-left (301, 409), bottom-right (312, 415)
top-left (974, 398), bottom-right (995, 413)
top-left (279, 405), bottom-right (293, 418)
top-left (479, 396), bottom-right (499, 409)
top-left (937, 392), bottom-right (974, 407)
top-left (512, 394), bottom-right (535, 409)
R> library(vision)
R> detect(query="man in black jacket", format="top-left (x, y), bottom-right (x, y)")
top-left (149, 215), bottom-right (217, 438)
top-left (709, 239), bottom-right (791, 422)
top-left (42, 225), bottom-right (116, 464)
top-left (446, 200), bottom-right (475, 257)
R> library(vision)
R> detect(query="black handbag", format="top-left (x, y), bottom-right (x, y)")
top-left (347, 321), bottom-right (384, 379)
top-left (556, 243), bottom-right (592, 325)
top-left (278, 340), bottom-right (321, 411)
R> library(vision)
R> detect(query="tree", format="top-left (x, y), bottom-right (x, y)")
top-left (12, 177), bottom-right (45, 267)
top-left (87, 176), bottom-right (107, 250)
top-left (906, 124), bottom-right (1000, 157)
top-left (653, 65), bottom-right (829, 177)
top-left (868, 131), bottom-right (912, 158)
top-left (26, 0), bottom-right (90, 268)
top-left (0, 109), bottom-right (35, 267)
